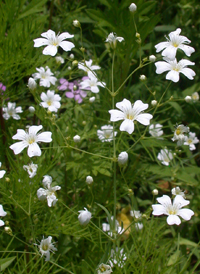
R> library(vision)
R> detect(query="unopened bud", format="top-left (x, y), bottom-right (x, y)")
top-left (69, 53), bottom-right (74, 60)
top-left (55, 56), bottom-right (64, 64)
top-left (73, 20), bottom-right (80, 28)
top-left (139, 75), bottom-right (146, 81)
top-left (185, 95), bottom-right (191, 102)
top-left (27, 77), bottom-right (37, 91)
top-left (73, 135), bottom-right (81, 143)
top-left (86, 176), bottom-right (93, 184)
top-left (129, 3), bottom-right (137, 12)
top-left (5, 177), bottom-right (10, 182)
top-left (136, 32), bottom-right (140, 38)
top-left (29, 106), bottom-right (35, 113)
top-left (89, 96), bottom-right (95, 103)
top-left (118, 151), bottom-right (128, 165)
top-left (149, 55), bottom-right (156, 62)
top-left (72, 60), bottom-right (78, 66)
top-left (152, 189), bottom-right (158, 195)
top-left (151, 100), bottom-right (157, 106)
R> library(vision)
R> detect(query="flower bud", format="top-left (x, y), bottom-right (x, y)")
top-left (139, 75), bottom-right (146, 81)
top-left (86, 176), bottom-right (93, 184)
top-left (151, 100), bottom-right (157, 106)
top-left (149, 55), bottom-right (156, 62)
top-left (55, 56), bottom-right (64, 64)
top-left (129, 3), bottom-right (137, 12)
top-left (191, 92), bottom-right (199, 101)
top-left (78, 207), bottom-right (92, 225)
top-left (29, 106), bottom-right (35, 113)
top-left (72, 60), bottom-right (78, 66)
top-left (89, 96), bottom-right (95, 103)
top-left (135, 32), bottom-right (140, 38)
top-left (118, 151), bottom-right (128, 165)
top-left (5, 177), bottom-right (10, 182)
top-left (73, 20), bottom-right (80, 28)
top-left (69, 53), bottom-right (74, 60)
top-left (73, 135), bottom-right (81, 142)
top-left (152, 189), bottom-right (158, 195)
top-left (27, 77), bottom-right (37, 91)
top-left (185, 95), bottom-right (191, 102)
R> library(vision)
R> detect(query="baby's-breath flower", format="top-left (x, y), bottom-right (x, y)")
top-left (32, 66), bottom-right (57, 88)
top-left (152, 194), bottom-right (194, 225)
top-left (3, 102), bottom-right (23, 120)
top-left (23, 162), bottom-right (38, 178)
top-left (40, 90), bottom-right (61, 113)
top-left (171, 187), bottom-right (185, 198)
top-left (78, 208), bottom-right (92, 225)
top-left (55, 56), bottom-right (64, 64)
top-left (97, 263), bottom-right (112, 274)
top-left (149, 124), bottom-right (163, 138)
top-left (105, 32), bottom-right (124, 49)
top-left (184, 132), bottom-right (199, 150)
top-left (157, 149), bottom-right (173, 166)
top-left (0, 205), bottom-right (7, 226)
top-left (37, 236), bottom-right (57, 261)
top-left (97, 125), bottom-right (117, 142)
top-left (191, 92), bottom-right (199, 102)
top-left (34, 29), bottom-right (74, 56)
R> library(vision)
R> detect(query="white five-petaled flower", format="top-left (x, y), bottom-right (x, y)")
top-left (78, 207), bottom-right (92, 225)
top-left (10, 125), bottom-right (52, 157)
top-left (149, 124), bottom-right (163, 138)
top-left (23, 162), bottom-right (38, 178)
top-left (172, 124), bottom-right (189, 146)
top-left (80, 72), bottom-right (105, 93)
top-left (3, 102), bottom-right (23, 120)
top-left (78, 59), bottom-right (101, 74)
top-left (109, 248), bottom-right (127, 268)
top-left (157, 149), bottom-right (173, 166)
top-left (97, 125), bottom-right (117, 142)
top-left (37, 236), bottom-right (57, 261)
top-left (0, 162), bottom-right (6, 179)
top-left (33, 29), bottom-right (74, 56)
top-left (171, 187), bottom-right (185, 198)
top-left (152, 194), bottom-right (194, 225)
top-left (155, 28), bottom-right (195, 60)
top-left (105, 32), bottom-right (124, 49)
top-left (97, 263), bottom-right (113, 274)
top-left (37, 175), bottom-right (61, 207)
top-left (40, 90), bottom-right (61, 113)
top-left (130, 210), bottom-right (142, 219)
top-left (155, 58), bottom-right (195, 83)
top-left (109, 99), bottom-right (153, 134)
top-left (32, 66), bottom-right (57, 87)
top-left (191, 92), bottom-right (199, 102)
top-left (184, 132), bottom-right (199, 150)
top-left (0, 205), bottom-right (7, 226)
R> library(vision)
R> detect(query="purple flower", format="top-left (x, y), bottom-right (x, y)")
top-left (0, 83), bottom-right (6, 92)
top-left (58, 77), bottom-right (89, 103)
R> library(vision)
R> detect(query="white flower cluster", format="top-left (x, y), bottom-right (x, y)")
top-left (172, 124), bottom-right (199, 150)
top-left (102, 216), bottom-right (124, 237)
top-left (155, 28), bottom-right (195, 82)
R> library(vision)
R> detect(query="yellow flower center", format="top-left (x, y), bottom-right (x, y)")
top-left (47, 100), bottom-right (52, 106)
top-left (100, 266), bottom-right (106, 272)
top-left (126, 114), bottom-right (134, 120)
top-left (172, 42), bottom-right (178, 47)
top-left (176, 129), bottom-right (181, 135)
top-left (42, 243), bottom-right (49, 251)
top-left (187, 139), bottom-right (192, 144)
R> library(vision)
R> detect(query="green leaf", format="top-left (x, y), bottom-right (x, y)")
top-left (167, 102), bottom-right (183, 115)
top-left (0, 256), bottom-right (16, 271)
top-left (179, 238), bottom-right (198, 247)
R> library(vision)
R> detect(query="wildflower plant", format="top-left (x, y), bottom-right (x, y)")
top-left (0, 0), bottom-right (200, 273)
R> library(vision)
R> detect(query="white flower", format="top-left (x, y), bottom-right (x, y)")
top-left (157, 149), bottom-right (173, 166)
top-left (0, 163), bottom-right (6, 179)
top-left (40, 90), bottom-right (61, 113)
top-left (155, 58), bottom-right (195, 82)
top-left (105, 32), bottom-right (124, 49)
top-left (0, 205), bottom-right (7, 226)
top-left (37, 236), bottom-right (57, 261)
top-left (184, 132), bottom-right (199, 150)
top-left (109, 99), bottom-right (153, 134)
top-left (78, 207), bottom-right (92, 225)
top-left (78, 59), bottom-right (100, 74)
top-left (3, 102), bottom-right (23, 120)
top-left (171, 187), bottom-right (185, 198)
top-left (29, 106), bottom-right (35, 113)
top-left (118, 151), bottom-right (128, 165)
top-left (151, 100), bottom-right (157, 106)
top-left (130, 210), bottom-right (142, 219)
top-left (97, 263), bottom-right (112, 274)
top-left (129, 3), bottom-right (137, 12)
top-left (89, 96), bottom-right (95, 103)
top-left (27, 77), bottom-right (37, 90)
top-left (155, 28), bottom-right (195, 60)
top-left (10, 125), bottom-right (52, 157)
top-left (149, 55), bottom-right (156, 62)
top-left (80, 72), bottom-right (105, 93)
top-left (37, 175), bottom-right (61, 207)
top-left (102, 216), bottom-right (124, 237)
top-left (33, 29), bottom-right (74, 56)
top-left (191, 92), bottom-right (199, 102)
top-left (109, 248), bottom-right (127, 268)
top-left (172, 124), bottom-right (189, 146)
top-left (86, 176), bottom-right (93, 184)
top-left (135, 222), bottom-right (143, 230)
top-left (55, 56), bottom-right (64, 64)
top-left (185, 95), bottom-right (191, 102)
top-left (152, 194), bottom-right (194, 225)
top-left (97, 125), bottom-right (117, 142)
top-left (32, 66), bottom-right (57, 87)
top-left (73, 135), bottom-right (81, 142)
top-left (23, 162), bottom-right (38, 178)
top-left (149, 124), bottom-right (163, 138)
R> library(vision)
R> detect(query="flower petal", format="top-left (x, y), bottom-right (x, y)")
top-left (59, 41), bottom-right (75, 52)
top-left (10, 141), bottom-right (28, 155)
top-left (152, 204), bottom-right (166, 216)
top-left (167, 215), bottom-right (181, 225)
top-left (37, 132), bottom-right (52, 143)
top-left (136, 113), bottom-right (153, 126)
top-left (120, 119), bottom-right (134, 134)
top-left (27, 143), bottom-right (41, 157)
top-left (166, 70), bottom-right (179, 82)
top-left (178, 208), bottom-right (194, 221)
top-left (109, 109), bottom-right (125, 122)
top-left (43, 45), bottom-right (58, 56)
